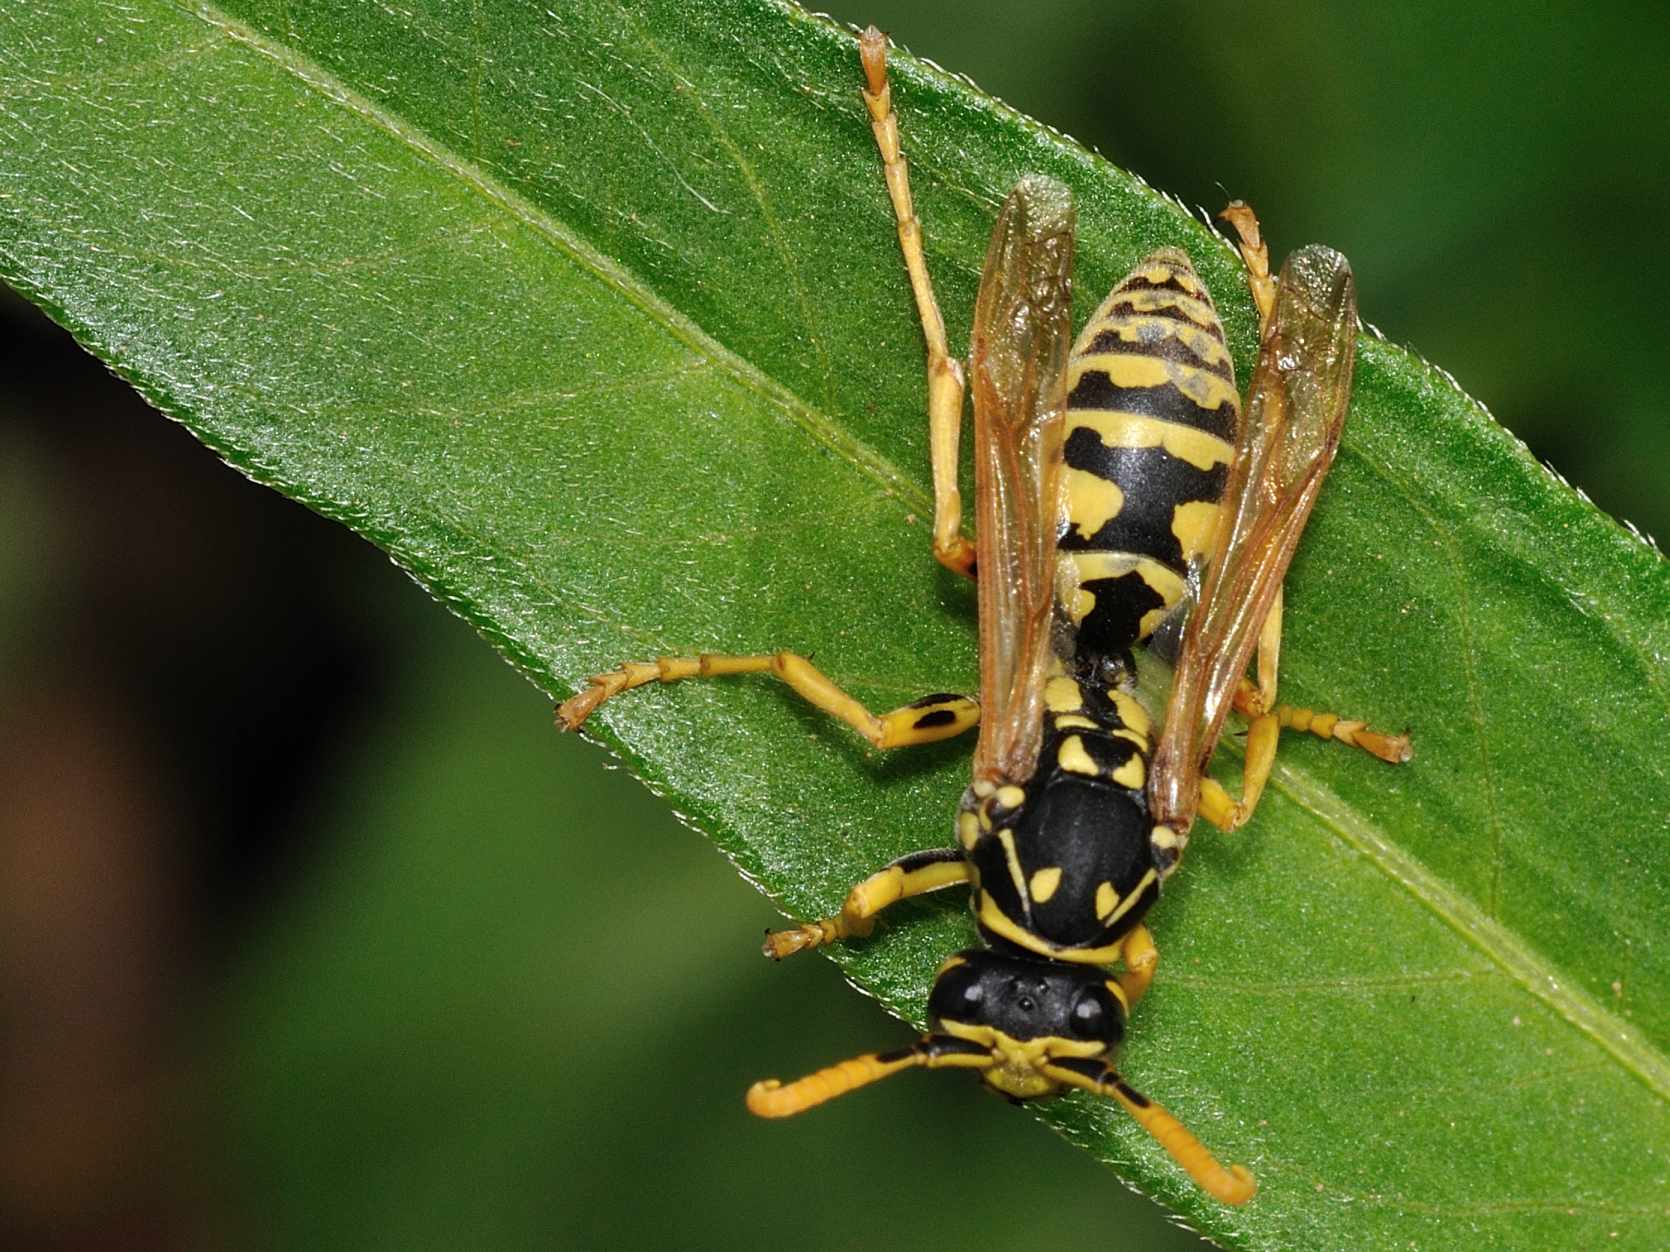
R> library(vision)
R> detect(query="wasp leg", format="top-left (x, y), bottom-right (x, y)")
top-left (859, 27), bottom-right (975, 580)
top-left (1251, 586), bottom-right (1284, 716)
top-left (1115, 924), bottom-right (1159, 1008)
top-left (1197, 679), bottom-right (1412, 832)
top-left (765, 847), bottom-right (969, 959)
top-left (558, 650), bottom-right (979, 747)
top-left (1219, 200), bottom-right (1277, 335)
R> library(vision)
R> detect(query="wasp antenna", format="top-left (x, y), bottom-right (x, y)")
top-left (748, 1036), bottom-right (989, 1117)
top-left (747, 1051), bottom-right (920, 1118)
top-left (1107, 1073), bottom-right (1257, 1206)
top-left (1046, 1061), bottom-right (1257, 1205)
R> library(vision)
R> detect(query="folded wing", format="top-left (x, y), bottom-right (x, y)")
top-left (1149, 245), bottom-right (1357, 835)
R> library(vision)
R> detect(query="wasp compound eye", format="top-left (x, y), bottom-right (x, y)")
top-left (927, 956), bottom-right (986, 1026)
top-left (1070, 986), bottom-right (1122, 1045)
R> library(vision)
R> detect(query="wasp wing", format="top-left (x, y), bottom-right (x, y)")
top-left (1149, 244), bottom-right (1357, 835)
top-left (967, 175), bottom-right (1075, 785)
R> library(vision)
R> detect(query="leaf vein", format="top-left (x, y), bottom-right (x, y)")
top-left (0, 30), bottom-right (226, 99)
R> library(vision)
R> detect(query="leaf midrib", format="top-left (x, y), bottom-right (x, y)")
top-left (189, 0), bottom-right (1663, 1118)
top-left (1273, 730), bottom-right (1670, 1103)
top-left (1125, 654), bottom-right (1670, 1106)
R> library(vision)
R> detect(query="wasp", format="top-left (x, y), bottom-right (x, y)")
top-left (557, 28), bottom-right (1410, 1206)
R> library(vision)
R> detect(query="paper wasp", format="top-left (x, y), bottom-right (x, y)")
top-left (557, 27), bottom-right (1409, 1206)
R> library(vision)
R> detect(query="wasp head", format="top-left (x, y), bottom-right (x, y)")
top-left (927, 949), bottom-right (1127, 1101)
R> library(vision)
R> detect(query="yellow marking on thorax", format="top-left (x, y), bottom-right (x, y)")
top-left (1064, 409), bottom-right (1234, 473)
top-left (1097, 869), bottom-right (1157, 928)
top-left (1045, 675), bottom-right (1084, 713)
top-left (1029, 866), bottom-right (1062, 903)
top-left (996, 828), bottom-right (1029, 914)
top-left (1052, 714), bottom-right (1098, 731)
top-left (1171, 499), bottom-right (1226, 564)
top-left (1094, 881), bottom-right (1118, 919)
top-left (957, 809), bottom-right (980, 851)
top-left (1066, 466), bottom-right (1125, 539)
top-left (1068, 353), bottom-right (1239, 413)
top-left (1057, 734), bottom-right (1099, 777)
top-left (1109, 690), bottom-right (1151, 736)
top-left (976, 895), bottom-right (1123, 966)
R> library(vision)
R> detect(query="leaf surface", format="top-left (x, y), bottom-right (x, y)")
top-left (2, 1), bottom-right (1666, 1245)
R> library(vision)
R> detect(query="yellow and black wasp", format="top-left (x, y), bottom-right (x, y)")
top-left (558, 28), bottom-right (1409, 1206)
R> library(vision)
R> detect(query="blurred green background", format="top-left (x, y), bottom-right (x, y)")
top-left (1, 1), bottom-right (1662, 1248)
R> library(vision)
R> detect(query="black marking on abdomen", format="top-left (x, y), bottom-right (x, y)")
top-left (1069, 571), bottom-right (1167, 665)
top-left (1120, 273), bottom-right (1195, 298)
top-left (1097, 299), bottom-right (1221, 334)
top-left (1083, 329), bottom-right (1233, 382)
top-left (1066, 374), bottom-right (1237, 442)
top-left (1058, 428), bottom-right (1227, 571)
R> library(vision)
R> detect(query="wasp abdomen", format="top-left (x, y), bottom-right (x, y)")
top-left (1056, 251), bottom-right (1239, 660)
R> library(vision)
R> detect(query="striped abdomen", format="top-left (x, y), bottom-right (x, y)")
top-left (1055, 251), bottom-right (1239, 661)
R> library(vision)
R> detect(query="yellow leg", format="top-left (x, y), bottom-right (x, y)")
top-left (1250, 587), bottom-right (1283, 716)
top-left (557, 650), bottom-right (979, 748)
top-left (1115, 924), bottom-right (1158, 1008)
top-left (1199, 679), bottom-right (1411, 832)
top-left (1197, 774), bottom-right (1244, 833)
top-left (764, 847), bottom-right (969, 960)
top-left (859, 28), bottom-right (975, 580)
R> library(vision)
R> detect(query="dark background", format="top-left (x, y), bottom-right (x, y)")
top-left (2, 2), bottom-right (1662, 1248)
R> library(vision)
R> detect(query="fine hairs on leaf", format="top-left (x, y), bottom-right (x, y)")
top-left (1, 1), bottom-right (1666, 1249)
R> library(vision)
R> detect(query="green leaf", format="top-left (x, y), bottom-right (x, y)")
top-left (3, 0), bottom-right (1667, 1246)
